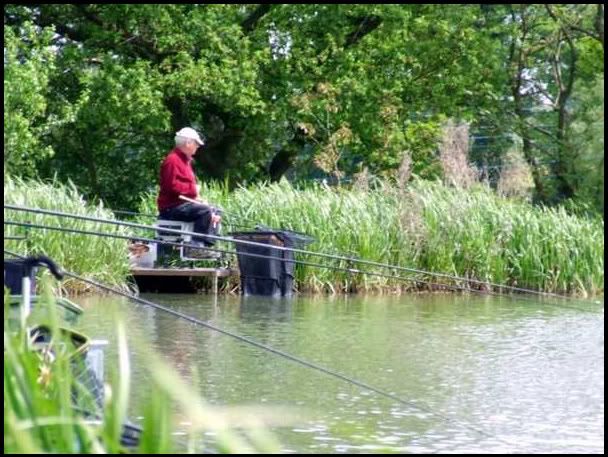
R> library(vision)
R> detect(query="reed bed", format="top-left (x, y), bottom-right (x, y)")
top-left (5, 175), bottom-right (602, 296)
top-left (4, 176), bottom-right (132, 293)
top-left (139, 179), bottom-right (603, 296)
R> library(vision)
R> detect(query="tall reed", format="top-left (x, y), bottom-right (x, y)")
top-left (5, 174), bottom-right (601, 296)
top-left (139, 179), bottom-right (603, 295)
top-left (4, 175), bottom-right (132, 293)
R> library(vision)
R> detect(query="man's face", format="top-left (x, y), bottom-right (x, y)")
top-left (183, 140), bottom-right (199, 158)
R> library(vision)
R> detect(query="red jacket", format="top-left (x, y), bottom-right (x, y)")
top-left (157, 148), bottom-right (197, 211)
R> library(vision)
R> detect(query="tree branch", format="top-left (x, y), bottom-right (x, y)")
top-left (241, 4), bottom-right (272, 34)
top-left (344, 15), bottom-right (382, 48)
top-left (595, 4), bottom-right (604, 49)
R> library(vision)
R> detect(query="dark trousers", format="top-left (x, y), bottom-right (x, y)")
top-left (159, 202), bottom-right (220, 246)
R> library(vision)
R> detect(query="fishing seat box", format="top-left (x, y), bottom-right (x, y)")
top-left (154, 219), bottom-right (194, 264)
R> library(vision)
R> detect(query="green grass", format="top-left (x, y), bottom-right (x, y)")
top-left (139, 179), bottom-right (604, 296)
top-left (4, 175), bottom-right (602, 296)
top-left (4, 175), bottom-right (133, 293)
top-left (411, 183), bottom-right (604, 295)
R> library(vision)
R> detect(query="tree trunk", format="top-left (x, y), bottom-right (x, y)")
top-left (267, 125), bottom-right (309, 181)
top-left (268, 147), bottom-right (297, 182)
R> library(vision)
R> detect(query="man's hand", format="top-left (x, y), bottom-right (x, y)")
top-left (211, 214), bottom-right (221, 225)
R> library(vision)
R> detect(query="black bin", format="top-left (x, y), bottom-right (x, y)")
top-left (231, 230), bottom-right (312, 297)
top-left (4, 259), bottom-right (36, 295)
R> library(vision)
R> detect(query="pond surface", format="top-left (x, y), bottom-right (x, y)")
top-left (74, 293), bottom-right (604, 454)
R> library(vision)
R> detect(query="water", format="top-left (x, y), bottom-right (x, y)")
top-left (74, 293), bottom-right (604, 453)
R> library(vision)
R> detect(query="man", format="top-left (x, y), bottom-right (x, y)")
top-left (157, 127), bottom-right (221, 257)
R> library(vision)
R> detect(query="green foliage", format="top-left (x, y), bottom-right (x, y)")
top-left (3, 175), bottom-right (132, 292)
top-left (140, 179), bottom-right (604, 296)
top-left (4, 290), bottom-right (281, 453)
top-left (272, 5), bottom-right (504, 179)
top-left (404, 122), bottom-right (443, 180)
top-left (48, 60), bottom-right (170, 209)
top-left (4, 23), bottom-right (58, 177)
top-left (3, 5), bottom-right (603, 213)
top-left (568, 75), bottom-right (604, 214)
top-left (414, 182), bottom-right (603, 295)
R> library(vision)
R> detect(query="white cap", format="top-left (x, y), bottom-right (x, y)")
top-left (175, 127), bottom-right (204, 145)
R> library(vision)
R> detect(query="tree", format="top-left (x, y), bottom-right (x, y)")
top-left (568, 75), bottom-right (604, 214)
top-left (263, 5), bottom-right (505, 181)
top-left (4, 4), bottom-right (602, 212)
top-left (40, 60), bottom-right (171, 208)
top-left (4, 22), bottom-right (57, 178)
top-left (504, 4), bottom-right (604, 205)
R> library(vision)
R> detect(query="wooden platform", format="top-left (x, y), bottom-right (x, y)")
top-left (130, 267), bottom-right (235, 294)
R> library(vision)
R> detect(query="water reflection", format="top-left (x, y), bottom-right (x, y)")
top-left (74, 293), bottom-right (604, 454)
top-left (238, 296), bottom-right (294, 323)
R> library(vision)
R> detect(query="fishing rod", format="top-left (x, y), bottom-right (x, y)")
top-left (111, 209), bottom-right (157, 218)
top-left (2, 220), bottom-right (512, 300)
top-left (176, 195), bottom-right (315, 241)
top-left (4, 204), bottom-right (599, 305)
top-left (174, 195), bottom-right (308, 233)
top-left (111, 208), bottom-right (253, 231)
top-left (111, 195), bottom-right (269, 231)
top-left (4, 204), bottom-right (312, 255)
top-left (3, 247), bottom-right (515, 446)
top-left (4, 219), bottom-right (600, 313)
top-left (5, 203), bottom-right (598, 305)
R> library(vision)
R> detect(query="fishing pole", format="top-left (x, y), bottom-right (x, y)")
top-left (175, 195), bottom-right (314, 239)
top-left (4, 247), bottom-right (516, 446)
top-left (4, 204), bottom-right (599, 305)
top-left (111, 208), bottom-right (253, 231)
top-left (111, 209), bottom-right (158, 218)
top-left (4, 219), bottom-right (600, 313)
top-left (5, 203), bottom-right (598, 305)
top-left (2, 219), bottom-right (504, 297)
top-left (110, 209), bottom-right (290, 231)
top-left (111, 195), bottom-right (270, 232)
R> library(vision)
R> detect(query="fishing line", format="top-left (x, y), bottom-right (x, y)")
top-left (6, 219), bottom-right (599, 313)
top-left (5, 204), bottom-right (599, 306)
top-left (4, 248), bottom-right (514, 445)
